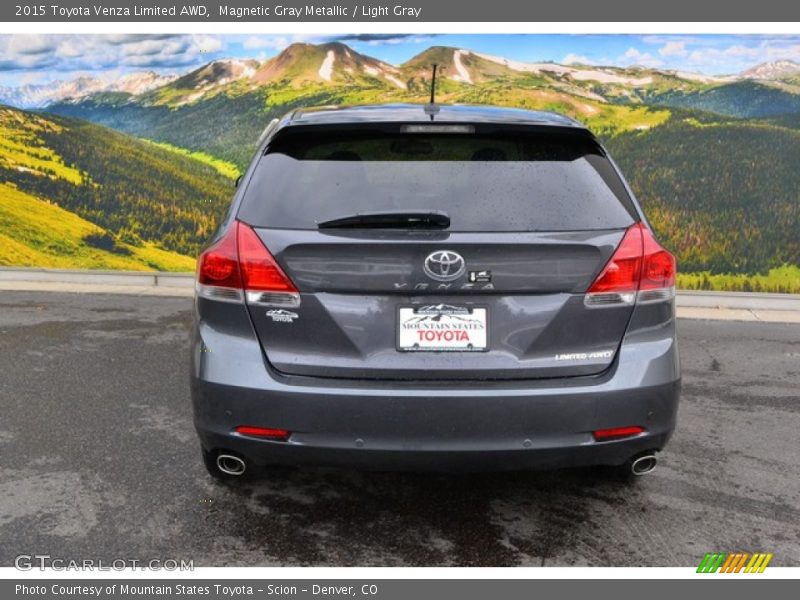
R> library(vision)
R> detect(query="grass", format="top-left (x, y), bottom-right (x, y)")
top-left (442, 84), bottom-right (672, 135)
top-left (586, 104), bottom-right (672, 136)
top-left (0, 108), bottom-right (84, 185)
top-left (141, 139), bottom-right (240, 179)
top-left (0, 183), bottom-right (195, 271)
top-left (678, 265), bottom-right (800, 294)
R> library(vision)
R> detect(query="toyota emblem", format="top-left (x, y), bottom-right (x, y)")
top-left (423, 250), bottom-right (466, 282)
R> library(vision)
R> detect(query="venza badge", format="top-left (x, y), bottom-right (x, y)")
top-left (423, 250), bottom-right (466, 282)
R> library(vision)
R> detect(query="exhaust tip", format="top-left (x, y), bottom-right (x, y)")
top-left (630, 453), bottom-right (657, 476)
top-left (216, 453), bottom-right (246, 476)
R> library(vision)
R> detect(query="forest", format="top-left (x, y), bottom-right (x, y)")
top-left (0, 109), bottom-right (233, 257)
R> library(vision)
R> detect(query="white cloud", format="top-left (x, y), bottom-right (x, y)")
top-left (56, 41), bottom-right (84, 58)
top-left (659, 41), bottom-right (688, 57)
top-left (641, 36), bottom-right (800, 73)
top-left (0, 34), bottom-right (225, 73)
top-left (331, 34), bottom-right (434, 46)
top-left (686, 42), bottom-right (800, 72)
top-left (243, 36), bottom-right (289, 50)
top-left (620, 47), bottom-right (663, 68)
top-left (7, 36), bottom-right (56, 55)
top-left (193, 35), bottom-right (223, 54)
top-left (563, 53), bottom-right (593, 65)
top-left (242, 35), bottom-right (314, 51)
top-left (103, 34), bottom-right (177, 45)
top-left (363, 35), bottom-right (433, 46)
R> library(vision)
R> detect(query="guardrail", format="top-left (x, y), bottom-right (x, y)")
top-left (1, 267), bottom-right (799, 313)
top-left (0, 267), bottom-right (194, 288)
top-left (674, 290), bottom-right (800, 311)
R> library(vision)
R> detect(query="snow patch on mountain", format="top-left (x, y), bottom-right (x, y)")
top-left (319, 50), bottom-right (335, 81)
top-left (451, 50), bottom-right (473, 84)
top-left (571, 70), bottom-right (653, 86)
top-left (363, 63), bottom-right (406, 89)
top-left (669, 71), bottom-right (727, 83)
top-left (742, 60), bottom-right (800, 80)
top-left (385, 74), bottom-right (407, 90)
top-left (473, 51), bottom-right (656, 85)
top-left (115, 71), bottom-right (177, 95)
top-left (0, 71), bottom-right (176, 108)
top-left (472, 51), bottom-right (542, 73)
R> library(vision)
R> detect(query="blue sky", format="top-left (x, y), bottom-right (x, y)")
top-left (2, 33), bottom-right (800, 87)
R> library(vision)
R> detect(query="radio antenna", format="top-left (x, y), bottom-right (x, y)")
top-left (424, 64), bottom-right (441, 120)
top-left (430, 63), bottom-right (438, 104)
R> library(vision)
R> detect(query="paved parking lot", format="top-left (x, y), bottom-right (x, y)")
top-left (0, 291), bottom-right (798, 567)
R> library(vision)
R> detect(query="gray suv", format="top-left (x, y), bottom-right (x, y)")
top-left (190, 104), bottom-right (680, 481)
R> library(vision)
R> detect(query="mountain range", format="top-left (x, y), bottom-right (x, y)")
top-left (0, 71), bottom-right (177, 109)
top-left (1, 41), bottom-right (799, 289)
top-left (4, 43), bottom-right (800, 112)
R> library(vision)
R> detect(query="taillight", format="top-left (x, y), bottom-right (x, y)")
top-left (236, 221), bottom-right (299, 307)
top-left (638, 225), bottom-right (677, 304)
top-left (585, 222), bottom-right (676, 308)
top-left (196, 223), bottom-right (244, 303)
top-left (592, 426), bottom-right (645, 441)
top-left (234, 425), bottom-right (291, 441)
top-left (196, 221), bottom-right (299, 307)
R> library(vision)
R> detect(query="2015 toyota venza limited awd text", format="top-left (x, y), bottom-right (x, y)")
top-left (190, 104), bottom-right (680, 481)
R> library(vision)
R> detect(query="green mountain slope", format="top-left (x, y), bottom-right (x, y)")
top-left (253, 42), bottom-right (402, 88)
top-left (0, 105), bottom-right (233, 267)
top-left (605, 116), bottom-right (800, 273)
top-left (640, 80), bottom-right (800, 118)
top-left (49, 89), bottom-right (276, 169)
top-left (147, 58), bottom-right (260, 106)
top-left (0, 183), bottom-right (194, 271)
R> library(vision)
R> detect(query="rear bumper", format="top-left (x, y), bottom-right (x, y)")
top-left (194, 382), bottom-right (678, 472)
top-left (191, 300), bottom-right (681, 472)
top-left (192, 364), bottom-right (680, 472)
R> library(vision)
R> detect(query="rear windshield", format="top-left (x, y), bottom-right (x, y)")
top-left (238, 131), bottom-right (636, 231)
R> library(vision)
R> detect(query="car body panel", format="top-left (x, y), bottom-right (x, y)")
top-left (242, 227), bottom-right (633, 379)
top-left (190, 104), bottom-right (681, 472)
top-left (191, 297), bottom-right (680, 471)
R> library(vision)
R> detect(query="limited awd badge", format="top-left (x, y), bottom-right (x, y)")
top-left (554, 349), bottom-right (614, 361)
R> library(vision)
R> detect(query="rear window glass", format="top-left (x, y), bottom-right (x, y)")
top-left (238, 131), bottom-right (636, 231)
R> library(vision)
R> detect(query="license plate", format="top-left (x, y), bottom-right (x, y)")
top-left (397, 304), bottom-right (488, 352)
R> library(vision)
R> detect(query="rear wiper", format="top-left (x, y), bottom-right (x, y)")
top-left (317, 210), bottom-right (450, 230)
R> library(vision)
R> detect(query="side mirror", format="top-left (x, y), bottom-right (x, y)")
top-left (234, 175), bottom-right (243, 188)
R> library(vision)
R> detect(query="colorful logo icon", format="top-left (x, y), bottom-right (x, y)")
top-left (697, 552), bottom-right (773, 573)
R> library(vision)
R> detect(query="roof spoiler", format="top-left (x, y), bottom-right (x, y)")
top-left (257, 118), bottom-right (280, 146)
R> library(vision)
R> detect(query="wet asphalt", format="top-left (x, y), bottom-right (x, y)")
top-left (0, 291), bottom-right (798, 567)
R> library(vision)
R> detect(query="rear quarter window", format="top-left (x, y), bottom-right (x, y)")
top-left (237, 129), bottom-right (637, 231)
